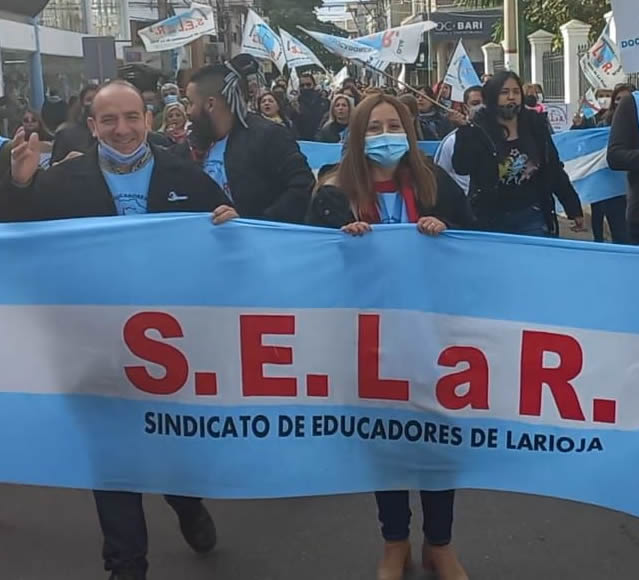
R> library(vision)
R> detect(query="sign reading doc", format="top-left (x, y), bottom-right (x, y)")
top-left (611, 0), bottom-right (639, 73)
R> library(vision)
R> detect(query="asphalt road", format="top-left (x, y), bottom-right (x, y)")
top-left (1, 485), bottom-right (638, 580)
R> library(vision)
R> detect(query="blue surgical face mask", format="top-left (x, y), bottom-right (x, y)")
top-left (98, 139), bottom-right (148, 166)
top-left (364, 133), bottom-right (410, 168)
top-left (164, 94), bottom-right (179, 105)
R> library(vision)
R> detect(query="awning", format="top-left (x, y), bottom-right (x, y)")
top-left (3, 0), bottom-right (51, 18)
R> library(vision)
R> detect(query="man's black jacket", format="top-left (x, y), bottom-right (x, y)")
top-left (173, 114), bottom-right (315, 223)
top-left (0, 144), bottom-right (228, 222)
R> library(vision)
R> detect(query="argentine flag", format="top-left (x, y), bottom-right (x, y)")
top-left (553, 128), bottom-right (626, 204)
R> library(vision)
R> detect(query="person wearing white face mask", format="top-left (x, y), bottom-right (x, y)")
top-left (307, 94), bottom-right (472, 580)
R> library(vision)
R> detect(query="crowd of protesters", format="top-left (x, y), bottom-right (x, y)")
top-left (3, 52), bottom-right (639, 580)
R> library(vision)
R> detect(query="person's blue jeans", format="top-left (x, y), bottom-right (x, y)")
top-left (591, 195), bottom-right (627, 243)
top-left (375, 490), bottom-right (454, 545)
top-left (490, 205), bottom-right (549, 237)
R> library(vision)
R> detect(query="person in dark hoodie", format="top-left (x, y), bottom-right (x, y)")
top-left (416, 86), bottom-right (454, 140)
top-left (50, 84), bottom-right (98, 163)
top-left (291, 72), bottom-right (330, 140)
top-left (41, 89), bottom-right (68, 133)
top-left (453, 70), bottom-right (584, 236)
top-left (316, 94), bottom-right (353, 143)
top-left (607, 89), bottom-right (639, 244)
top-left (181, 54), bottom-right (315, 223)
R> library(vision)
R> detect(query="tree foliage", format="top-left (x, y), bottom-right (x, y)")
top-left (457, 0), bottom-right (611, 45)
top-left (260, 0), bottom-right (350, 73)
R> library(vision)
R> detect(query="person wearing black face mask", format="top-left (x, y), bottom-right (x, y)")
top-left (290, 72), bottom-right (330, 140)
top-left (50, 84), bottom-right (98, 164)
top-left (452, 71), bottom-right (584, 236)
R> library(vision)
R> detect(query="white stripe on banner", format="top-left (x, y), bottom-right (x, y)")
top-left (562, 147), bottom-right (610, 182)
top-left (2, 305), bottom-right (638, 430)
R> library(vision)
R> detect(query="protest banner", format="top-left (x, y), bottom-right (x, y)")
top-left (137, 3), bottom-right (215, 53)
top-left (1, 216), bottom-right (639, 517)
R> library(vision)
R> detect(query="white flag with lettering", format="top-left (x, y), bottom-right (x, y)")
top-left (280, 28), bottom-right (326, 71)
top-left (298, 27), bottom-right (379, 62)
top-left (580, 22), bottom-right (626, 89)
top-left (138, 3), bottom-right (216, 53)
top-left (241, 9), bottom-right (287, 72)
top-left (443, 40), bottom-right (481, 102)
top-left (356, 21), bottom-right (435, 64)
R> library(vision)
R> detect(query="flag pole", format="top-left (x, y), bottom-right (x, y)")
top-left (360, 60), bottom-right (454, 113)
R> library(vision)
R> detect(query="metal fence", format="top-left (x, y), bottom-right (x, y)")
top-left (542, 50), bottom-right (564, 101)
top-left (628, 73), bottom-right (639, 89)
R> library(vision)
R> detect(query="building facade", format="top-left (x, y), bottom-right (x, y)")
top-left (394, 0), bottom-right (501, 85)
top-left (0, 0), bottom-right (128, 110)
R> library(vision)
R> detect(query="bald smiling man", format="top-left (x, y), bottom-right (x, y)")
top-left (2, 80), bottom-right (236, 580)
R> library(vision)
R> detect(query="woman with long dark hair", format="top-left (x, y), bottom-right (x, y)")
top-left (453, 71), bottom-right (584, 235)
top-left (600, 83), bottom-right (635, 127)
top-left (308, 94), bottom-right (471, 580)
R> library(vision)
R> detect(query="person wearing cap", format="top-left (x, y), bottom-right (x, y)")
top-left (161, 82), bottom-right (180, 106)
top-left (2, 80), bottom-right (238, 579)
top-left (181, 54), bottom-right (315, 222)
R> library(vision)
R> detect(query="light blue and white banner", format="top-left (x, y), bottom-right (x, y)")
top-left (301, 130), bottom-right (626, 205)
top-left (1, 215), bottom-right (639, 515)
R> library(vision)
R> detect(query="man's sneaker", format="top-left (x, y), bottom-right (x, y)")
top-left (178, 504), bottom-right (217, 554)
top-left (109, 571), bottom-right (146, 580)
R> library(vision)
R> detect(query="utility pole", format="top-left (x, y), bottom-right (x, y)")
top-left (503, 0), bottom-right (520, 73)
top-left (157, 0), bottom-right (172, 75)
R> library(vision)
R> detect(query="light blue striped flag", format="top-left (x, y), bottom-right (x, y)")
top-left (553, 127), bottom-right (626, 205)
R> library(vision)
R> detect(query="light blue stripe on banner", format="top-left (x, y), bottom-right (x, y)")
top-left (1, 394), bottom-right (636, 513)
top-left (299, 140), bottom-right (440, 171)
top-left (2, 216), bottom-right (639, 335)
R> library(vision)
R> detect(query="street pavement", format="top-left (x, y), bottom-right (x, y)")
top-left (1, 485), bottom-right (639, 579)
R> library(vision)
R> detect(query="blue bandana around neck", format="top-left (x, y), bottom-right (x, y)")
top-left (98, 140), bottom-right (150, 172)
